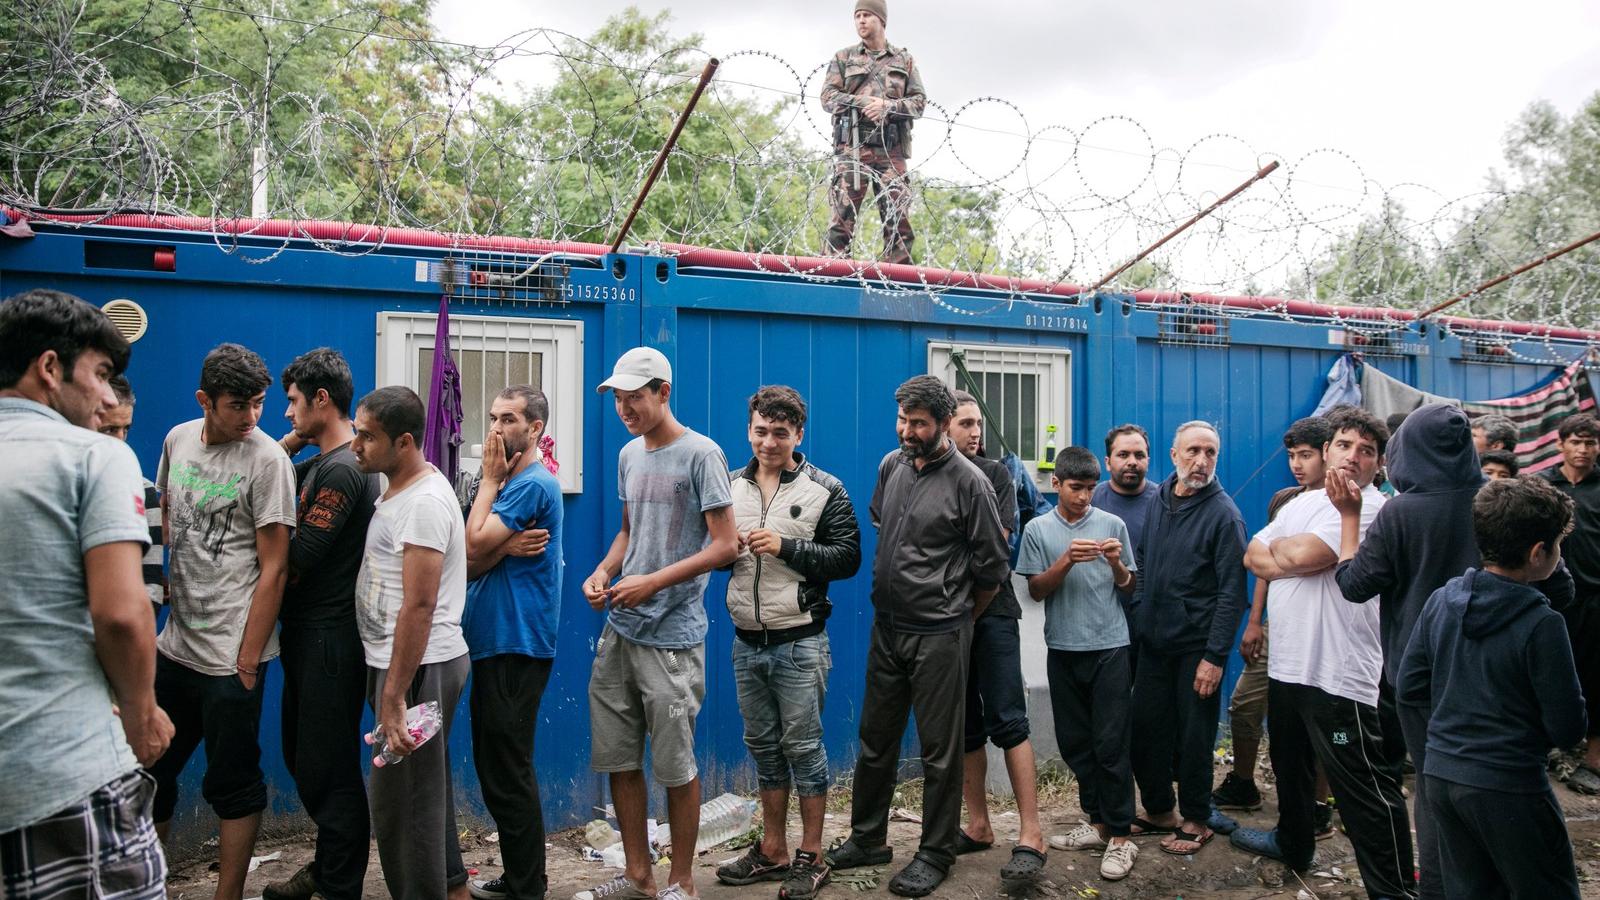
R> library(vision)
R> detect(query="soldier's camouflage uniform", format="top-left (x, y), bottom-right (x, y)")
top-left (820, 41), bottom-right (926, 265)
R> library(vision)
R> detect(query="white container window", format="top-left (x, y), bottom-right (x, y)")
top-left (377, 312), bottom-right (584, 493)
top-left (928, 341), bottom-right (1072, 488)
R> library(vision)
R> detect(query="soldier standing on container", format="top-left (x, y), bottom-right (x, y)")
top-left (819, 0), bottom-right (926, 265)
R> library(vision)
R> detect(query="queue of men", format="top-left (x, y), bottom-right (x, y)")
top-left (3, 284), bottom-right (1597, 900)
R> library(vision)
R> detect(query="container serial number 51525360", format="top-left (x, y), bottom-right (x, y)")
top-left (564, 283), bottom-right (637, 303)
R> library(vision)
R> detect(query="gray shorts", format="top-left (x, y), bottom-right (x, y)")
top-left (589, 624), bottom-right (706, 787)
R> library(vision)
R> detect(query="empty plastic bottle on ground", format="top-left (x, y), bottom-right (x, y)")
top-left (696, 793), bottom-right (757, 852)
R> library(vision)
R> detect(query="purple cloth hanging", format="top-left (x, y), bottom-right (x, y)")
top-left (423, 294), bottom-right (463, 485)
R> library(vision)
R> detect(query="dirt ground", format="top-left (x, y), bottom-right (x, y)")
top-left (167, 759), bottom-right (1600, 900)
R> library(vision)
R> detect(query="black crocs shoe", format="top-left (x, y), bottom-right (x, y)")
top-left (887, 857), bottom-right (946, 898)
top-left (824, 838), bottom-right (893, 871)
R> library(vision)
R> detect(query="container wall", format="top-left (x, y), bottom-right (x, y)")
top-left (2, 225), bottom-right (1591, 856)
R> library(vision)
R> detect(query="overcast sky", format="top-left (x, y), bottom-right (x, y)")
top-left (435, 0), bottom-right (1599, 200)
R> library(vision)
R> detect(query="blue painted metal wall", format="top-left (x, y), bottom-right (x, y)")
top-left (0, 223), bottom-right (1583, 853)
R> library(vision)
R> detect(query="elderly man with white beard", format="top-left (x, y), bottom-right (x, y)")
top-left (1123, 422), bottom-right (1248, 856)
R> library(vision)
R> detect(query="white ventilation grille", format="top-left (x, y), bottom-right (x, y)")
top-left (101, 299), bottom-right (148, 342)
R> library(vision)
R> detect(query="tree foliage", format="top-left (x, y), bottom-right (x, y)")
top-left (1289, 92), bottom-right (1600, 325)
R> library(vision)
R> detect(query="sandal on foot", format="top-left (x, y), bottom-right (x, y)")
top-left (955, 832), bottom-right (992, 855)
top-left (824, 839), bottom-right (893, 871)
top-left (1159, 827), bottom-right (1214, 855)
top-left (999, 845), bottom-right (1046, 881)
top-left (887, 857), bottom-right (947, 898)
top-left (1129, 816), bottom-right (1177, 836)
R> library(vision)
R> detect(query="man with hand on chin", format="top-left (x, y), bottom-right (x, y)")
top-left (577, 347), bottom-right (737, 900)
top-left (1126, 422), bottom-right (1247, 857)
top-left (1231, 408), bottom-right (1415, 899)
top-left (461, 386), bottom-right (564, 900)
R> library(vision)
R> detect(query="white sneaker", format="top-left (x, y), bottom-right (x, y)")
top-left (656, 885), bottom-right (695, 900)
top-left (1099, 840), bottom-right (1139, 880)
top-left (572, 875), bottom-right (653, 900)
top-left (1049, 822), bottom-right (1106, 851)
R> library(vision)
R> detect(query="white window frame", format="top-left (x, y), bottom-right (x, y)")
top-left (376, 312), bottom-right (585, 494)
top-left (928, 341), bottom-right (1072, 489)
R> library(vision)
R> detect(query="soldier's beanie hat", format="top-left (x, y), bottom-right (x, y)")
top-left (855, 0), bottom-right (887, 25)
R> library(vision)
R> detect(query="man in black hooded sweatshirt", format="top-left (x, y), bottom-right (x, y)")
top-left (1333, 403), bottom-right (1574, 900)
top-left (1127, 421), bottom-right (1248, 855)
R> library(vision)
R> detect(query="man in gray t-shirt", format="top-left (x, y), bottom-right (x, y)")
top-left (150, 343), bottom-right (295, 900)
top-left (579, 347), bottom-right (737, 900)
top-left (0, 289), bottom-right (173, 899)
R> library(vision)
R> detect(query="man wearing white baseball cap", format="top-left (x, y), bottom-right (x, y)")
top-left (576, 346), bottom-right (739, 900)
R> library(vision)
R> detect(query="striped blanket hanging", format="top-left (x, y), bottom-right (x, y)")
top-left (1351, 358), bottom-right (1594, 474)
top-left (1462, 362), bottom-right (1596, 474)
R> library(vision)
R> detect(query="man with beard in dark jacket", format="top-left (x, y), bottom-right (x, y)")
top-left (1127, 421), bottom-right (1248, 855)
top-left (1335, 403), bottom-right (1573, 900)
top-left (827, 375), bottom-right (1010, 897)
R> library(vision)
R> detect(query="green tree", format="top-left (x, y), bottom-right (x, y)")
top-left (1285, 92), bottom-right (1600, 326)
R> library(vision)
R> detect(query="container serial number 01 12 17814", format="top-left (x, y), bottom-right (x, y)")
top-left (1023, 313), bottom-right (1089, 331)
top-left (564, 283), bottom-right (637, 303)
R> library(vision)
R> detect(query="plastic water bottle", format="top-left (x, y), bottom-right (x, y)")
top-left (365, 700), bottom-right (442, 767)
top-left (585, 819), bottom-right (619, 849)
top-left (695, 793), bottom-right (756, 852)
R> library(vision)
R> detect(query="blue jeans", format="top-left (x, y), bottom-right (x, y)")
top-left (732, 633), bottom-right (831, 797)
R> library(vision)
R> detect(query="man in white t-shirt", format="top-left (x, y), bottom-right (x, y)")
top-left (1231, 408), bottom-right (1416, 900)
top-left (351, 386), bottom-right (471, 900)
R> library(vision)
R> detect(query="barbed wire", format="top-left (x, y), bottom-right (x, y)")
top-left (1, 0), bottom-right (1596, 363)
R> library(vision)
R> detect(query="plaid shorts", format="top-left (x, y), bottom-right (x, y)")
top-left (0, 770), bottom-right (167, 900)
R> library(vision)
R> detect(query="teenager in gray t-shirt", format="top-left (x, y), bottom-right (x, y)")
top-left (580, 348), bottom-right (738, 900)
top-left (609, 429), bottom-right (735, 648)
top-left (149, 344), bottom-right (295, 900)
top-left (158, 418), bottom-right (297, 671)
top-left (1017, 504), bottom-right (1137, 651)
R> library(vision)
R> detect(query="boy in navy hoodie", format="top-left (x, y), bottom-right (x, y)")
top-left (1397, 476), bottom-right (1586, 900)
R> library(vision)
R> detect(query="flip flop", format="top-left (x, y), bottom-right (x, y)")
top-left (999, 846), bottom-right (1046, 881)
top-left (955, 832), bottom-right (992, 855)
top-left (1129, 816), bottom-right (1176, 836)
top-left (1159, 827), bottom-right (1214, 856)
